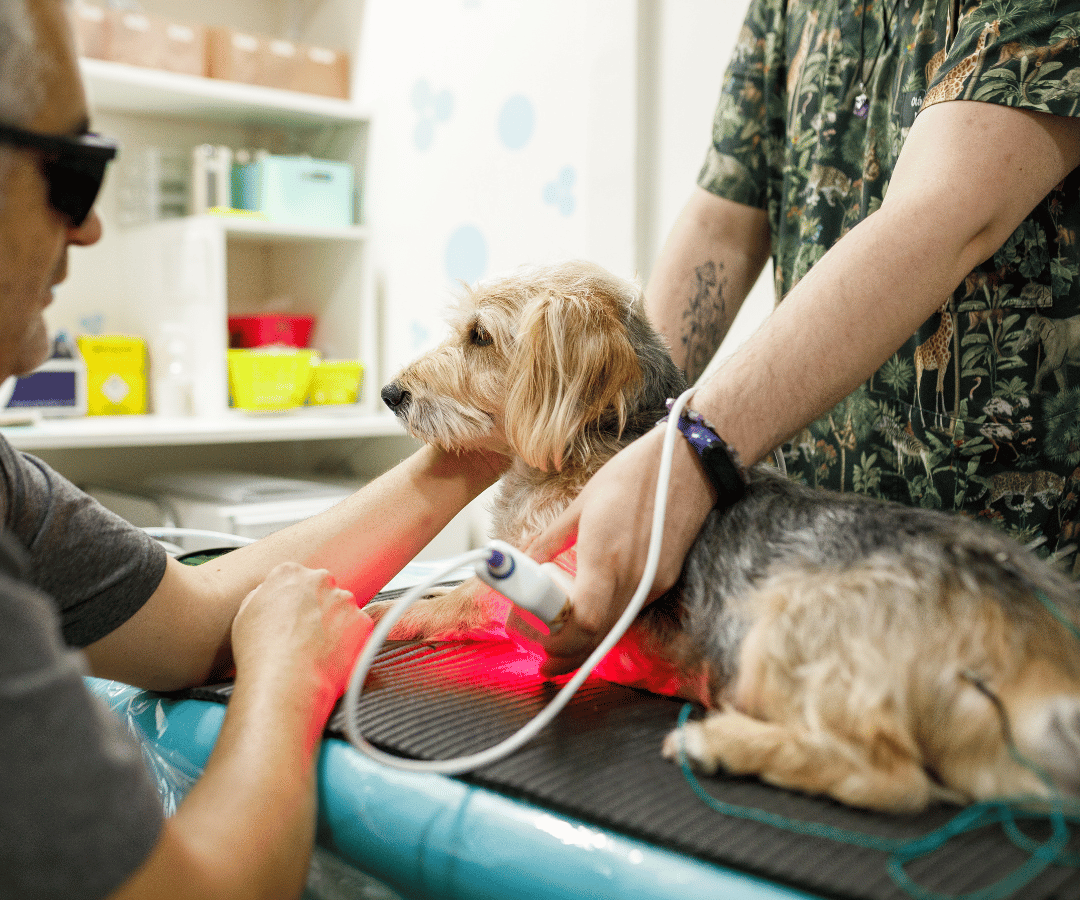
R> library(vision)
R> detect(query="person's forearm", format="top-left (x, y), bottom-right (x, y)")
top-left (248, 443), bottom-right (502, 601)
top-left (87, 444), bottom-right (504, 691)
top-left (692, 101), bottom-right (1080, 466)
top-left (111, 665), bottom-right (329, 899)
top-left (646, 189), bottom-right (771, 383)
top-left (693, 201), bottom-right (975, 465)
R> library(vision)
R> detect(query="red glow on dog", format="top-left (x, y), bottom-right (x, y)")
top-left (405, 543), bottom-right (707, 704)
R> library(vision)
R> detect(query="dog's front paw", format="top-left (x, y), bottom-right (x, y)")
top-left (662, 721), bottom-right (723, 775)
top-left (362, 579), bottom-right (502, 642)
top-left (362, 597), bottom-right (415, 639)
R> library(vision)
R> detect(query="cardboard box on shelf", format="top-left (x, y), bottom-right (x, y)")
top-left (263, 38), bottom-right (301, 91)
top-left (296, 45), bottom-right (350, 99)
top-left (207, 26), bottom-right (349, 98)
top-left (206, 27), bottom-right (265, 87)
top-left (106, 11), bottom-right (208, 77)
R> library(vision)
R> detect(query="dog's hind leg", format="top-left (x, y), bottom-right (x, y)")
top-left (662, 705), bottom-right (953, 812)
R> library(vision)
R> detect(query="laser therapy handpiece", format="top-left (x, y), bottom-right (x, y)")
top-left (475, 540), bottom-right (573, 633)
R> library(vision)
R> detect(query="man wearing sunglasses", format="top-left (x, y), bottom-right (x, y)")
top-left (0, 4), bottom-right (506, 900)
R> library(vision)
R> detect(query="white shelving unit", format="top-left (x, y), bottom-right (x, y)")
top-left (1, 408), bottom-right (404, 452)
top-left (25, 52), bottom-right (392, 427)
top-left (9, 13), bottom-right (416, 493)
top-left (79, 56), bottom-right (370, 125)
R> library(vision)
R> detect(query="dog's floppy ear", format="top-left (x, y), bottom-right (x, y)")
top-left (504, 285), bottom-right (642, 471)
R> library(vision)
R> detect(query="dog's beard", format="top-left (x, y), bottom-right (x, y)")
top-left (398, 396), bottom-right (506, 454)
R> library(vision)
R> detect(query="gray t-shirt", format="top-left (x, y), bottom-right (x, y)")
top-left (0, 438), bottom-right (169, 899)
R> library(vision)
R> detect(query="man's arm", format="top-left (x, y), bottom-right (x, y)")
top-left (531, 99), bottom-right (1080, 674)
top-left (84, 444), bottom-right (506, 691)
top-left (646, 188), bottom-right (771, 383)
top-left (699, 100), bottom-right (1080, 467)
top-left (108, 562), bottom-right (370, 900)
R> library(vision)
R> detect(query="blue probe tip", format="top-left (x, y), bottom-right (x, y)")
top-left (486, 548), bottom-right (514, 578)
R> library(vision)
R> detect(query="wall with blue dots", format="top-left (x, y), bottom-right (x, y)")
top-left (354, 0), bottom-right (638, 380)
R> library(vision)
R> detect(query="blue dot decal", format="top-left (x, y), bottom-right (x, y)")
top-left (412, 79), bottom-right (454, 152)
top-left (410, 321), bottom-right (431, 353)
top-left (414, 119), bottom-right (435, 152)
top-left (498, 95), bottom-right (535, 150)
top-left (543, 166), bottom-right (577, 216)
top-left (445, 225), bottom-right (488, 284)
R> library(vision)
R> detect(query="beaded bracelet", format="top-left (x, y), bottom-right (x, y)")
top-left (659, 399), bottom-right (748, 510)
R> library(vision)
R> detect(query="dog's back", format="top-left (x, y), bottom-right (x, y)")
top-left (665, 467), bottom-right (1080, 809)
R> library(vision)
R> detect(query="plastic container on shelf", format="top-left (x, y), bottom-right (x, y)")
top-left (308, 359), bottom-right (364, 406)
top-left (232, 155), bottom-right (355, 228)
top-left (228, 314), bottom-right (316, 349)
top-left (78, 334), bottom-right (148, 415)
top-left (151, 321), bottom-right (196, 417)
top-left (227, 348), bottom-right (317, 411)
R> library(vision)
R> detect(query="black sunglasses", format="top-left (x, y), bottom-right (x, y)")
top-left (0, 122), bottom-right (118, 227)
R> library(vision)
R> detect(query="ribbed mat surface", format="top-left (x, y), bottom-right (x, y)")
top-left (189, 632), bottom-right (1080, 900)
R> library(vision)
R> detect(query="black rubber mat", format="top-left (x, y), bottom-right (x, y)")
top-left (187, 594), bottom-right (1080, 900)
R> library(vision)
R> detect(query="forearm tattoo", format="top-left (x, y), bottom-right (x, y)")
top-left (681, 261), bottom-right (728, 384)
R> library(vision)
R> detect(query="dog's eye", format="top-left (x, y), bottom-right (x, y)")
top-left (470, 323), bottom-right (493, 347)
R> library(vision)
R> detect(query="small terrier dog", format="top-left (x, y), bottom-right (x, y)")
top-left (374, 259), bottom-right (1080, 813)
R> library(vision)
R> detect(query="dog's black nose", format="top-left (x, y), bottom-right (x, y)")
top-left (381, 382), bottom-right (411, 412)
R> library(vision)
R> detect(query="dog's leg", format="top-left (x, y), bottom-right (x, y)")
top-left (662, 705), bottom-right (954, 812)
top-left (363, 577), bottom-right (507, 641)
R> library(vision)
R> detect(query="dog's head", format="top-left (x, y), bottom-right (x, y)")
top-left (382, 260), bottom-right (686, 472)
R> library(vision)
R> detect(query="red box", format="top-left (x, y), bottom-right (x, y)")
top-left (228, 315), bottom-right (316, 349)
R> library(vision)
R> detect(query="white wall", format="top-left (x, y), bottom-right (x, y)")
top-left (355, 0), bottom-right (638, 382)
top-left (355, 0), bottom-right (770, 387)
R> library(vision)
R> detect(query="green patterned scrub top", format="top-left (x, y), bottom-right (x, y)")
top-left (701, 0), bottom-right (1080, 574)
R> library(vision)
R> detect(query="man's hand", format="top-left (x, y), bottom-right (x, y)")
top-left (231, 562), bottom-right (370, 717)
top-left (521, 426), bottom-right (715, 676)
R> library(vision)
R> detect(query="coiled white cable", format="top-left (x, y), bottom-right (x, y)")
top-left (341, 386), bottom-right (702, 774)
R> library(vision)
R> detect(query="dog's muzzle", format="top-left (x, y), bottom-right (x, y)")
top-left (381, 382), bottom-right (411, 415)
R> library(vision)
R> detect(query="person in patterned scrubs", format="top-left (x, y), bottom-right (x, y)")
top-left (530, 0), bottom-right (1080, 679)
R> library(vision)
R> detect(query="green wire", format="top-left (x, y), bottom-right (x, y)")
top-left (1035, 590), bottom-right (1080, 643)
top-left (674, 703), bottom-right (1080, 900)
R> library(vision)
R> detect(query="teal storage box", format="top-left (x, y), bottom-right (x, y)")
top-left (232, 155), bottom-right (354, 228)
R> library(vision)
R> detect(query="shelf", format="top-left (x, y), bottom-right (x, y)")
top-left (213, 215), bottom-right (369, 243)
top-left (80, 57), bottom-right (370, 128)
top-left (1, 409), bottom-right (405, 450)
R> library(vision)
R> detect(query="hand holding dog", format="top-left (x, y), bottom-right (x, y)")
top-left (526, 424), bottom-right (716, 676)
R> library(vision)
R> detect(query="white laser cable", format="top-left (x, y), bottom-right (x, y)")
top-left (341, 386), bottom-right (699, 774)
